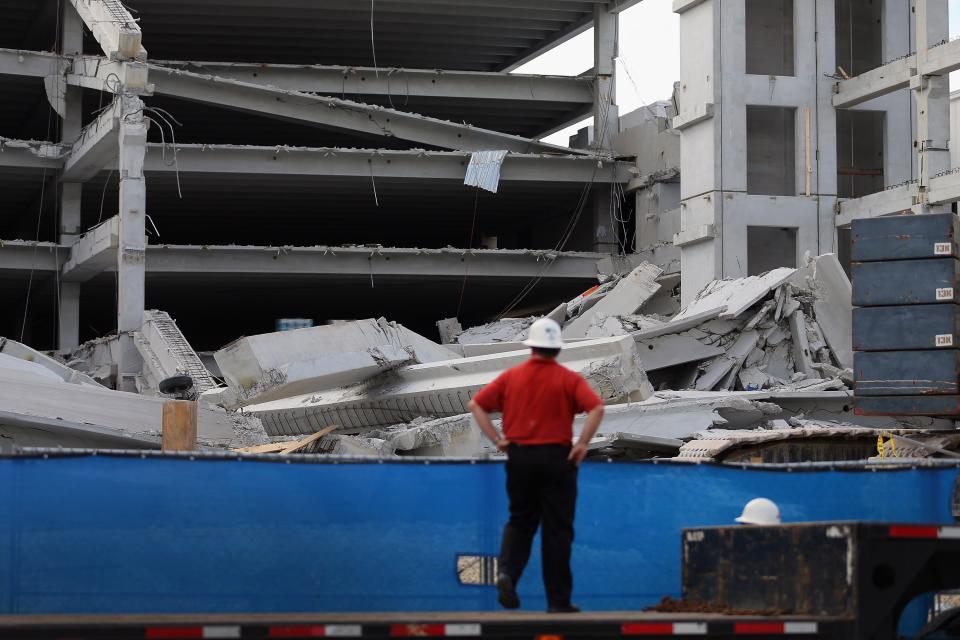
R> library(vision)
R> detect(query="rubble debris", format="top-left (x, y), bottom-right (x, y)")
top-left (562, 263), bottom-right (663, 339)
top-left (674, 268), bottom-right (796, 322)
top-left (436, 318), bottom-right (463, 344)
top-left (215, 318), bottom-right (459, 408)
top-left (247, 335), bottom-right (653, 436)
top-left (587, 432), bottom-right (683, 459)
top-left (674, 420), bottom-right (955, 464)
top-left (456, 317), bottom-right (535, 345)
top-left (291, 415), bottom-right (485, 457)
top-left (234, 424), bottom-right (338, 454)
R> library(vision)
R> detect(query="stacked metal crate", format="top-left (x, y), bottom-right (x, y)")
top-left (852, 213), bottom-right (960, 417)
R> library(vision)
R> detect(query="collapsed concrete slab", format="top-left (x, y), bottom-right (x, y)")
top-left (673, 267), bottom-right (796, 322)
top-left (247, 335), bottom-right (653, 436)
top-left (562, 263), bottom-right (663, 339)
top-left (0, 337), bottom-right (100, 387)
top-left (215, 318), bottom-right (459, 408)
top-left (573, 391), bottom-right (779, 442)
top-left (0, 366), bottom-right (235, 449)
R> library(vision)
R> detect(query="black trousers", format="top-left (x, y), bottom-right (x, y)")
top-left (498, 443), bottom-right (578, 607)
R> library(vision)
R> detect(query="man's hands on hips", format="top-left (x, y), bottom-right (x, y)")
top-left (568, 442), bottom-right (588, 466)
top-left (496, 438), bottom-right (512, 452)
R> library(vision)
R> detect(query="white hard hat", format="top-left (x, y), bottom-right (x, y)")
top-left (523, 318), bottom-right (564, 349)
top-left (735, 498), bottom-right (781, 525)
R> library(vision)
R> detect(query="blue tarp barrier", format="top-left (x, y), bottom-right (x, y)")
top-left (0, 454), bottom-right (955, 617)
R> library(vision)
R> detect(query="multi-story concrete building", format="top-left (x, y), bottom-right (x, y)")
top-left (0, 0), bottom-right (645, 388)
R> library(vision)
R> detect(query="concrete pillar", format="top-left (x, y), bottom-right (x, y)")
top-left (913, 0), bottom-right (951, 213)
top-left (116, 95), bottom-right (148, 392)
top-left (592, 3), bottom-right (620, 254)
top-left (57, 4), bottom-right (85, 352)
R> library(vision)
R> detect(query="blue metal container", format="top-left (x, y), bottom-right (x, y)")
top-left (852, 213), bottom-right (959, 262)
top-left (852, 258), bottom-right (960, 306)
top-left (855, 394), bottom-right (960, 416)
top-left (854, 350), bottom-right (960, 395)
top-left (853, 304), bottom-right (960, 351)
top-left (0, 452), bottom-right (955, 616)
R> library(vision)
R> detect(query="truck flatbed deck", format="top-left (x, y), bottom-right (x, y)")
top-left (0, 611), bottom-right (854, 639)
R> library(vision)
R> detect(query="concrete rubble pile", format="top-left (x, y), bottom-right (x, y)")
top-left (5, 250), bottom-right (955, 463)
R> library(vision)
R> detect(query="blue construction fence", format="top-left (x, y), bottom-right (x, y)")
top-left (0, 453), bottom-right (955, 623)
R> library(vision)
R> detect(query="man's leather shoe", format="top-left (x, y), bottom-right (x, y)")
top-left (495, 574), bottom-right (520, 609)
top-left (547, 603), bottom-right (581, 613)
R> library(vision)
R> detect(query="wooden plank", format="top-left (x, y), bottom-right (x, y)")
top-left (278, 424), bottom-right (339, 454)
top-left (234, 425), bottom-right (340, 455)
top-left (161, 400), bottom-right (197, 452)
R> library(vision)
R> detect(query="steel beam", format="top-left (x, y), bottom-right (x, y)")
top-left (141, 144), bottom-right (630, 182)
top-left (67, 0), bottom-right (146, 61)
top-left (61, 216), bottom-right (119, 282)
top-left (0, 48), bottom-right (63, 78)
top-left (148, 60), bottom-right (592, 104)
top-left (145, 65), bottom-right (576, 153)
top-left (62, 98), bottom-right (121, 182)
top-left (140, 245), bottom-right (608, 280)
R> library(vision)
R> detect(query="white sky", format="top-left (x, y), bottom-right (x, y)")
top-left (520, 0), bottom-right (960, 145)
top-left (514, 1), bottom-right (680, 145)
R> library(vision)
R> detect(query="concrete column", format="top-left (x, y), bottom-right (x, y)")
top-left (58, 4), bottom-right (85, 351)
top-left (592, 3), bottom-right (620, 254)
top-left (913, 0), bottom-right (951, 213)
top-left (116, 95), bottom-right (148, 392)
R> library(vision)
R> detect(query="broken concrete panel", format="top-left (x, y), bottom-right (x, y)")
top-left (215, 318), bottom-right (458, 407)
top-left (0, 366), bottom-right (234, 449)
top-left (675, 423), bottom-right (887, 461)
top-left (764, 341), bottom-right (795, 382)
top-left (248, 335), bottom-right (653, 436)
top-left (674, 268), bottom-right (796, 322)
top-left (435, 317), bottom-right (463, 344)
top-left (808, 254), bottom-right (853, 369)
top-left (0, 337), bottom-right (100, 387)
top-left (576, 392), bottom-right (777, 441)
top-left (0, 353), bottom-right (65, 383)
top-left (563, 263), bottom-right (663, 339)
top-left (635, 335), bottom-right (724, 371)
top-left (738, 366), bottom-right (770, 391)
top-left (788, 310), bottom-right (818, 377)
top-left (695, 330), bottom-right (759, 391)
top-left (457, 317), bottom-right (535, 344)
top-left (545, 303), bottom-right (567, 325)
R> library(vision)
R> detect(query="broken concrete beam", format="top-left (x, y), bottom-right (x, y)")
top-left (788, 310), bottom-right (818, 377)
top-left (674, 268), bottom-right (796, 322)
top-left (248, 335), bottom-right (653, 436)
top-left (587, 432), bottom-right (683, 456)
top-left (215, 318), bottom-right (459, 408)
top-left (135, 310), bottom-right (219, 396)
top-left (695, 330), bottom-right (760, 391)
top-left (563, 263), bottom-right (663, 339)
top-left (0, 337), bottom-right (100, 387)
top-left (635, 334), bottom-right (723, 371)
top-left (0, 365), bottom-right (234, 449)
top-left (574, 391), bottom-right (779, 442)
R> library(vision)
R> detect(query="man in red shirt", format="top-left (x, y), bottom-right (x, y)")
top-left (468, 318), bottom-right (605, 613)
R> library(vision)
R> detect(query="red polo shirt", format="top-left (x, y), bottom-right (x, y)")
top-left (472, 357), bottom-right (603, 445)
